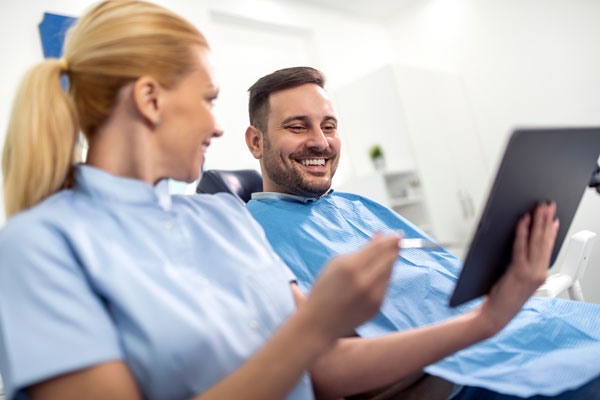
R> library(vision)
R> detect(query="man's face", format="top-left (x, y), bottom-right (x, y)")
top-left (260, 83), bottom-right (340, 197)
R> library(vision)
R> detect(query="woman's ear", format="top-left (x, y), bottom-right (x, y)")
top-left (245, 126), bottom-right (263, 159)
top-left (132, 76), bottom-right (163, 127)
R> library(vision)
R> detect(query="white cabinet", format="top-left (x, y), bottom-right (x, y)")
top-left (392, 66), bottom-right (488, 248)
top-left (334, 65), bottom-right (489, 256)
top-left (383, 171), bottom-right (431, 233)
top-left (337, 170), bottom-right (433, 235)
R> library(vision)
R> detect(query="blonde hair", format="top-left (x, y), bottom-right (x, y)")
top-left (2, 0), bottom-right (207, 217)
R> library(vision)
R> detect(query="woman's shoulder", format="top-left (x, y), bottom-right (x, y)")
top-left (0, 189), bottom-right (80, 247)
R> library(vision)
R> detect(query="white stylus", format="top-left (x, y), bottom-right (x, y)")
top-left (400, 238), bottom-right (445, 249)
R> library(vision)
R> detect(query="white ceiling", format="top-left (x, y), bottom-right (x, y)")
top-left (280, 0), bottom-right (422, 20)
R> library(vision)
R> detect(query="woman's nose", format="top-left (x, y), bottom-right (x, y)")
top-left (213, 122), bottom-right (224, 138)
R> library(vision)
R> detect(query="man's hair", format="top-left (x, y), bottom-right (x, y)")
top-left (248, 67), bottom-right (325, 134)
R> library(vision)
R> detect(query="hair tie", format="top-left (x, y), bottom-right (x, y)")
top-left (59, 58), bottom-right (69, 71)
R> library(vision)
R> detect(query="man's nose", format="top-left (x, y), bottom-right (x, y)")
top-left (306, 128), bottom-right (329, 151)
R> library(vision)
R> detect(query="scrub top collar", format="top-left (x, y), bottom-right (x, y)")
top-left (74, 164), bottom-right (172, 211)
top-left (251, 189), bottom-right (334, 203)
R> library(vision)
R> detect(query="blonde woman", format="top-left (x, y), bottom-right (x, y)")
top-left (0, 1), bottom-right (558, 399)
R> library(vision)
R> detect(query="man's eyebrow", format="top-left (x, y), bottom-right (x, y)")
top-left (280, 116), bottom-right (338, 125)
top-left (281, 116), bottom-right (310, 125)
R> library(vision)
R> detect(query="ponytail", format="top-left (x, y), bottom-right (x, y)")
top-left (2, 59), bottom-right (78, 217)
top-left (2, 0), bottom-right (207, 218)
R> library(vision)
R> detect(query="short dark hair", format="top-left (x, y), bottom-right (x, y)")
top-left (248, 67), bottom-right (325, 134)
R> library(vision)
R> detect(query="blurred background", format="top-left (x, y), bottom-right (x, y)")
top-left (0, 0), bottom-right (599, 309)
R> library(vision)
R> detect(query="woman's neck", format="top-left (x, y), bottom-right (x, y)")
top-left (85, 105), bottom-right (159, 185)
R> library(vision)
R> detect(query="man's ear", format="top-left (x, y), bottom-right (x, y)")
top-left (245, 125), bottom-right (264, 159)
top-left (132, 76), bottom-right (163, 128)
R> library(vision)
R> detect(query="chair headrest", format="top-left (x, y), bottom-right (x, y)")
top-left (196, 169), bottom-right (263, 203)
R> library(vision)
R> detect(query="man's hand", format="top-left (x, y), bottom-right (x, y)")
top-left (301, 234), bottom-right (400, 343)
top-left (481, 202), bottom-right (560, 334)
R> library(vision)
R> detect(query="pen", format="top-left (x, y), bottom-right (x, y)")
top-left (400, 238), bottom-right (446, 249)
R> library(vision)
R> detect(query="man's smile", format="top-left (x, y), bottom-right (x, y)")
top-left (295, 157), bottom-right (329, 174)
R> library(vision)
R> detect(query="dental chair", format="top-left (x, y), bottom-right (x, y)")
top-left (196, 169), bottom-right (263, 204)
top-left (197, 169), bottom-right (596, 302)
top-left (535, 230), bottom-right (596, 301)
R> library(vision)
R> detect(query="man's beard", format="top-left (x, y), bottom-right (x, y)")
top-left (262, 135), bottom-right (338, 198)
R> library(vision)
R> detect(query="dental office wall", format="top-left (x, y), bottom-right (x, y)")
top-left (384, 0), bottom-right (600, 303)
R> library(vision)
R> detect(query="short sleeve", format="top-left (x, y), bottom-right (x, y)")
top-left (0, 218), bottom-right (123, 399)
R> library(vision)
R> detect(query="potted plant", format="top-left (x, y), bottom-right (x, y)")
top-left (369, 145), bottom-right (386, 171)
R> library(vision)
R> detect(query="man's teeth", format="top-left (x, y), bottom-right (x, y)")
top-left (200, 144), bottom-right (208, 151)
top-left (300, 159), bottom-right (325, 166)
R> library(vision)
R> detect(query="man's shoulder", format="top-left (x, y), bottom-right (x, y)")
top-left (246, 195), bottom-right (302, 212)
top-left (246, 197), bottom-right (307, 224)
top-left (245, 198), bottom-right (269, 217)
top-left (245, 191), bottom-right (392, 215)
top-left (331, 191), bottom-right (391, 210)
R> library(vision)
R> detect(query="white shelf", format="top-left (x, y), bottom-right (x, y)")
top-left (390, 196), bottom-right (423, 208)
top-left (337, 170), bottom-right (433, 237)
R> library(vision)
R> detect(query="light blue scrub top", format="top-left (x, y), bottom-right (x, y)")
top-left (247, 191), bottom-right (600, 398)
top-left (0, 165), bottom-right (314, 400)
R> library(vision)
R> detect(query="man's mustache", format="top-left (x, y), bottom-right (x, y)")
top-left (289, 150), bottom-right (337, 160)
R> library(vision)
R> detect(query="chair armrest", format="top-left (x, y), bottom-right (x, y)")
top-left (535, 274), bottom-right (573, 298)
top-left (534, 230), bottom-right (596, 301)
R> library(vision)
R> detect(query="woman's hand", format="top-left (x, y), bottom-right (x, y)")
top-left (301, 234), bottom-right (401, 343)
top-left (481, 202), bottom-right (560, 335)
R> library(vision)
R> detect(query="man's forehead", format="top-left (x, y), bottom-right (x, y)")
top-left (268, 83), bottom-right (335, 119)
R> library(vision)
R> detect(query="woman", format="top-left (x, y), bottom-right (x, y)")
top-left (0, 1), bottom-right (558, 399)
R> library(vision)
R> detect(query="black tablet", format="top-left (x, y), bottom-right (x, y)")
top-left (449, 127), bottom-right (600, 307)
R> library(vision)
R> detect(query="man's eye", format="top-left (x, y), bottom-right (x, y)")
top-left (322, 125), bottom-right (336, 133)
top-left (287, 125), bottom-right (306, 132)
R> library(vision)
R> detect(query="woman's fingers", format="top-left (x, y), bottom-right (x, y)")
top-left (512, 213), bottom-right (530, 266)
top-left (359, 234), bottom-right (401, 267)
top-left (528, 202), bottom-right (558, 262)
top-left (545, 204), bottom-right (559, 250)
top-left (515, 203), bottom-right (558, 284)
top-left (528, 203), bottom-right (548, 260)
top-left (306, 233), bottom-right (400, 340)
top-left (538, 203), bottom-right (558, 262)
top-left (354, 235), bottom-right (399, 304)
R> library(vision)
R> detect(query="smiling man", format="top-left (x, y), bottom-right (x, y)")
top-left (244, 67), bottom-right (600, 400)
top-left (246, 69), bottom-right (339, 198)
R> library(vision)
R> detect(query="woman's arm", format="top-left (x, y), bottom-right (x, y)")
top-left (29, 234), bottom-right (401, 400)
top-left (307, 203), bottom-right (559, 399)
top-left (28, 362), bottom-right (142, 400)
